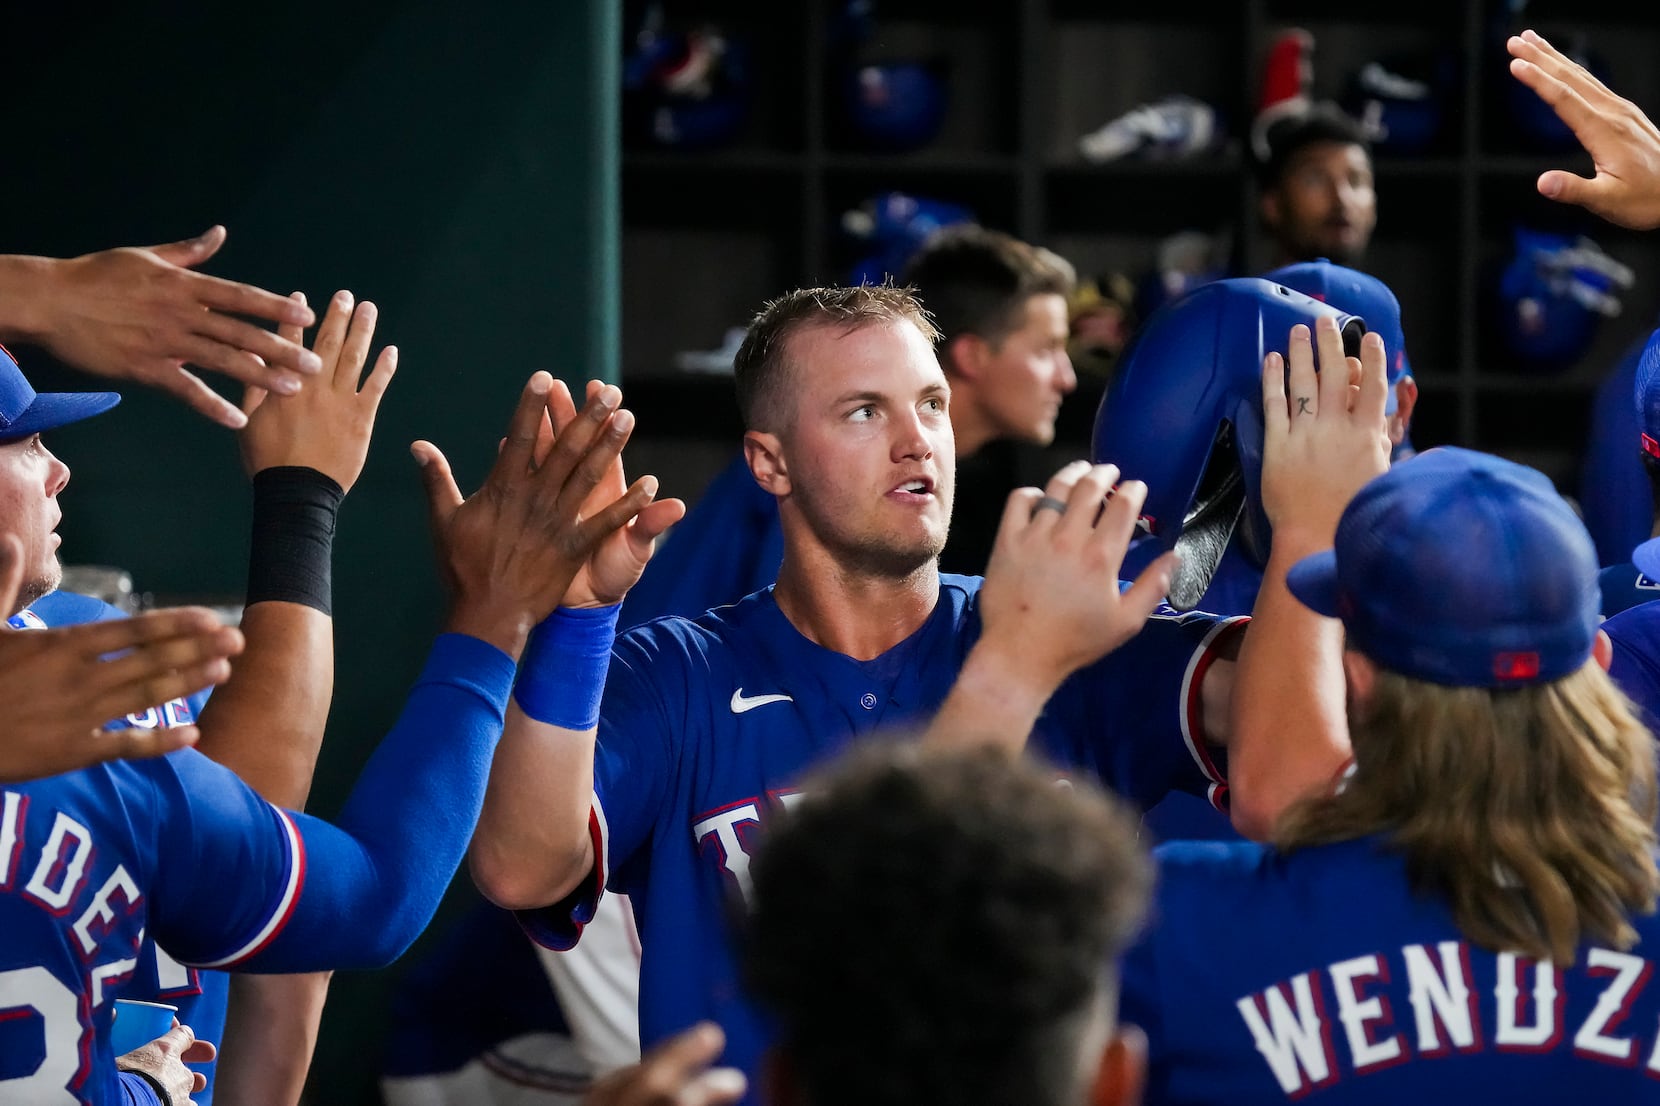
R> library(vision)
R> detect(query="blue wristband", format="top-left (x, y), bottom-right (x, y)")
top-left (513, 604), bottom-right (621, 730)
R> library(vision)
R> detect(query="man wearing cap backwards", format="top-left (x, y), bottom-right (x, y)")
top-left (1125, 444), bottom-right (1660, 1102)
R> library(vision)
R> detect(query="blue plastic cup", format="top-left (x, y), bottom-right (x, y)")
top-left (110, 999), bottom-right (178, 1056)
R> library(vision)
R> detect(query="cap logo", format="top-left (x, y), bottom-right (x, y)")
top-left (1644, 433), bottom-right (1660, 460)
top-left (1493, 652), bottom-right (1541, 681)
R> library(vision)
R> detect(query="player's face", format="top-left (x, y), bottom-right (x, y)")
top-left (1264, 142), bottom-right (1376, 266)
top-left (0, 434), bottom-right (71, 613)
top-left (779, 319), bottom-right (955, 576)
top-left (978, 293), bottom-right (1077, 448)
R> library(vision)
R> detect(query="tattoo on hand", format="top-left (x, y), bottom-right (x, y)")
top-left (1296, 396), bottom-right (1312, 416)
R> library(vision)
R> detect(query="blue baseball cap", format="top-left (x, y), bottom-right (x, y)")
top-left (1264, 258), bottom-right (1409, 414)
top-left (1287, 447), bottom-right (1600, 687)
top-left (0, 344), bottom-right (120, 442)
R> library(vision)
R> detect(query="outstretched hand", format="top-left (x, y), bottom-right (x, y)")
top-left (1260, 318), bottom-right (1392, 549)
top-left (117, 1021), bottom-right (217, 1104)
top-left (412, 374), bottom-right (662, 657)
top-left (1507, 29), bottom-right (1660, 231)
top-left (239, 289), bottom-right (397, 493)
top-left (976, 460), bottom-right (1178, 691)
top-left (582, 1023), bottom-right (746, 1106)
top-left (544, 379), bottom-right (686, 608)
top-left (0, 536), bottom-right (245, 782)
top-left (27, 226), bottom-right (323, 429)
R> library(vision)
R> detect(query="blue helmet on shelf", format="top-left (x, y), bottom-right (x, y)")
top-left (841, 60), bottom-right (949, 153)
top-left (1496, 227), bottom-right (1633, 370)
top-left (1091, 277), bottom-right (1364, 609)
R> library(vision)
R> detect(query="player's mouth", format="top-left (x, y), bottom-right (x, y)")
top-left (888, 475), bottom-right (936, 503)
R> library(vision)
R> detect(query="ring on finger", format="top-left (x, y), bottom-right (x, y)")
top-left (1030, 495), bottom-right (1068, 519)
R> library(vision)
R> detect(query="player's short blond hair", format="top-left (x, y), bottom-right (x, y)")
top-left (733, 284), bottom-right (941, 432)
top-left (1275, 659), bottom-right (1659, 966)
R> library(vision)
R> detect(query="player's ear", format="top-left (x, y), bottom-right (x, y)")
top-left (761, 1046), bottom-right (806, 1106)
top-left (944, 332), bottom-right (988, 381)
top-left (1341, 649), bottom-right (1377, 707)
top-left (1090, 1024), bottom-right (1147, 1106)
top-left (745, 430), bottom-right (790, 497)
top-left (1388, 375), bottom-right (1418, 446)
top-left (1593, 629), bottom-right (1613, 672)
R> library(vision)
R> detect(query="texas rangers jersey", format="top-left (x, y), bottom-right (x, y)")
top-left (1603, 600), bottom-right (1660, 733)
top-left (1600, 562), bottom-right (1660, 618)
top-left (0, 632), bottom-right (514, 1105)
top-left (9, 591), bottom-right (227, 1101)
top-left (1121, 835), bottom-right (1660, 1104)
top-left (519, 574), bottom-right (1240, 1103)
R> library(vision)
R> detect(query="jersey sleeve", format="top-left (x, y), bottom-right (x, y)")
top-left (145, 633), bottom-right (516, 972)
top-left (1033, 608), bottom-right (1246, 812)
top-left (516, 627), bottom-right (677, 951)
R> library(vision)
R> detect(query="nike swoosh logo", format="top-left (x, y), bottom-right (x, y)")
top-left (731, 688), bottom-right (793, 714)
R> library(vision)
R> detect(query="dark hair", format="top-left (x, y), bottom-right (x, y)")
top-left (742, 742), bottom-right (1152, 1106)
top-left (732, 284), bottom-right (940, 431)
top-left (1254, 100), bottom-right (1373, 189)
top-left (899, 224), bottom-right (1076, 352)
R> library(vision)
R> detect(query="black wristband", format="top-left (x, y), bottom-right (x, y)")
top-left (120, 1066), bottom-right (175, 1106)
top-left (246, 466), bottom-right (344, 615)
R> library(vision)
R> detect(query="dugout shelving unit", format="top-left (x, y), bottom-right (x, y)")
top-left (620, 0), bottom-right (1660, 499)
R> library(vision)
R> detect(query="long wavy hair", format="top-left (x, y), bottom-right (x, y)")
top-left (1275, 659), bottom-right (1660, 966)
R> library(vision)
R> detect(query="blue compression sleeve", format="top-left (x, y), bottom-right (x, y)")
top-left (157, 633), bottom-right (517, 972)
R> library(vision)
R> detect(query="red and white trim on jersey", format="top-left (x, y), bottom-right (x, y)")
top-left (1179, 615), bottom-right (1249, 812)
top-left (193, 807), bottom-right (306, 968)
top-left (520, 790), bottom-right (611, 952)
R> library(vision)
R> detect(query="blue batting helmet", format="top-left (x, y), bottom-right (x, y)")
top-left (1091, 277), bottom-right (1364, 610)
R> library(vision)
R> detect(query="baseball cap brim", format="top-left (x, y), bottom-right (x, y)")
top-left (1633, 536), bottom-right (1660, 583)
top-left (1285, 549), bottom-right (1342, 617)
top-left (0, 391), bottom-right (121, 442)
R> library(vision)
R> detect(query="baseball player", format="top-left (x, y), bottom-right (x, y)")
top-left (1593, 325), bottom-right (1660, 615)
top-left (0, 370), bottom-right (662, 1105)
top-left (617, 224), bottom-right (1077, 627)
top-left (1, 287), bottom-right (394, 1106)
top-left (1122, 445), bottom-right (1660, 1103)
top-left (469, 281), bottom-right (1377, 1103)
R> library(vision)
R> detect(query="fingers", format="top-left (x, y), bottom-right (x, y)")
top-left (145, 226), bottom-right (226, 269)
top-left (63, 604), bottom-right (227, 658)
top-left (95, 618), bottom-right (244, 687)
top-left (546, 377), bottom-right (581, 433)
top-left (629, 1023), bottom-right (743, 1106)
top-left (1283, 324), bottom-right (1318, 421)
top-left (192, 311), bottom-right (317, 384)
top-left (1354, 331), bottom-right (1390, 426)
top-left (996, 487), bottom-right (1046, 550)
top-left (181, 1036), bottom-right (217, 1064)
top-left (492, 373), bottom-right (558, 485)
top-left (191, 268), bottom-right (320, 329)
top-left (0, 533), bottom-right (22, 621)
top-left (175, 332), bottom-right (303, 397)
top-left (1313, 317), bottom-right (1351, 411)
top-left (1261, 349), bottom-right (1289, 444)
top-left (334, 299), bottom-right (379, 392)
top-left (625, 496), bottom-right (689, 560)
top-left (1030, 460), bottom-right (1093, 531)
top-left (533, 384), bottom-right (623, 498)
top-left (310, 291), bottom-right (356, 383)
top-left (1090, 473), bottom-right (1145, 554)
top-left (89, 656), bottom-right (234, 725)
top-left (154, 1022), bottom-right (197, 1057)
top-left (360, 345), bottom-right (398, 403)
top-left (101, 725), bottom-right (200, 762)
top-left (579, 468), bottom-right (656, 548)
top-left (1120, 549), bottom-right (1181, 623)
top-left (556, 407), bottom-right (638, 534)
top-left (167, 367), bottom-right (251, 429)
top-left (411, 440), bottom-right (465, 522)
top-left (1058, 463), bottom-right (1120, 537)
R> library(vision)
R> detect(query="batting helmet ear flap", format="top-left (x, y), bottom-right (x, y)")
top-left (1167, 419), bottom-right (1247, 611)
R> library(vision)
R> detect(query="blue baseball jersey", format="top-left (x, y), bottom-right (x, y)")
top-left (1581, 335), bottom-right (1652, 569)
top-left (520, 574), bottom-right (1241, 1104)
top-left (9, 592), bottom-right (227, 1103)
top-left (1600, 562), bottom-right (1660, 619)
top-left (1603, 600), bottom-right (1660, 735)
top-left (0, 632), bottom-right (515, 1105)
top-left (1122, 835), bottom-right (1660, 1104)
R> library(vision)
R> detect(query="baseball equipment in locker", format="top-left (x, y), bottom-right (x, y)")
top-left (1077, 95), bottom-right (1224, 164)
top-left (1496, 227), bottom-right (1634, 369)
top-left (1341, 51), bottom-right (1458, 155)
top-left (841, 191), bottom-right (976, 285)
top-left (622, 3), bottom-right (753, 150)
top-left (1092, 277), bottom-right (1363, 611)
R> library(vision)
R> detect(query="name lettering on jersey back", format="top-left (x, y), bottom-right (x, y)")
top-left (1240, 941), bottom-right (1660, 1095)
top-left (1, 790), bottom-right (145, 1006)
top-left (692, 790), bottom-right (806, 904)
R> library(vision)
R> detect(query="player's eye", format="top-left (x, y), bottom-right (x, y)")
top-left (848, 404), bottom-right (877, 421)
